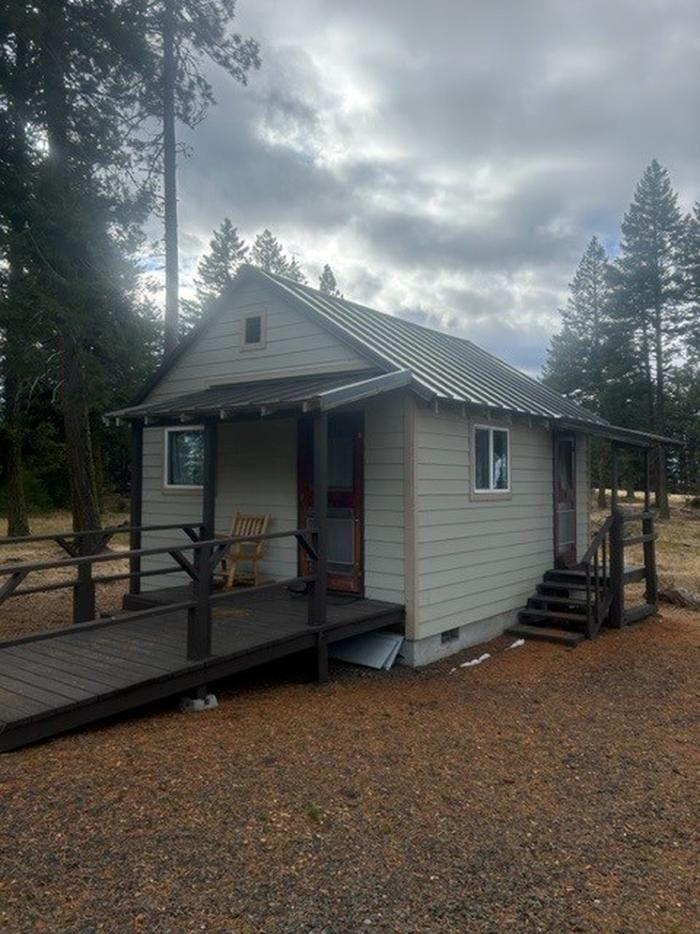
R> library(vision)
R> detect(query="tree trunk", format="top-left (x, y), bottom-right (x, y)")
top-left (59, 331), bottom-right (102, 533)
top-left (3, 20), bottom-right (31, 537)
top-left (656, 445), bottom-right (670, 519)
top-left (162, 0), bottom-right (179, 353)
top-left (5, 374), bottom-right (30, 537)
top-left (39, 0), bottom-right (101, 536)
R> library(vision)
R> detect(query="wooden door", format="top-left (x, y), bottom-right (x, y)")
top-left (298, 412), bottom-right (364, 594)
top-left (553, 433), bottom-right (577, 567)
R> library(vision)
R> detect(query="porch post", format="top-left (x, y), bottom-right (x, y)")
top-left (187, 419), bottom-right (217, 660)
top-left (609, 443), bottom-right (625, 628)
top-left (311, 410), bottom-right (328, 629)
top-left (129, 419), bottom-right (144, 596)
top-left (643, 447), bottom-right (651, 513)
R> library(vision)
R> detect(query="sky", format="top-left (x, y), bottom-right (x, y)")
top-left (165, 0), bottom-right (700, 375)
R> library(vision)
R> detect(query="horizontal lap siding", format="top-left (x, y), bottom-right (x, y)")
top-left (363, 395), bottom-right (405, 604)
top-left (414, 409), bottom-right (554, 639)
top-left (141, 420), bottom-right (297, 590)
top-left (147, 281), bottom-right (370, 403)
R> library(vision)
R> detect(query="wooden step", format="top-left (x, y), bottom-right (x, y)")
top-left (529, 593), bottom-right (591, 609)
top-left (519, 607), bottom-right (589, 624)
top-left (507, 623), bottom-right (586, 646)
top-left (544, 565), bottom-right (645, 584)
top-left (624, 603), bottom-right (657, 624)
top-left (537, 581), bottom-right (587, 593)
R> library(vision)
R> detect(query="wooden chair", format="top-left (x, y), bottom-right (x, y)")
top-left (217, 512), bottom-right (271, 589)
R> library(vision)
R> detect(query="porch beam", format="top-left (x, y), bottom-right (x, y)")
top-left (311, 410), bottom-right (328, 627)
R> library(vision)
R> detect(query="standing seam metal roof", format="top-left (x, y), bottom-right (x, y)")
top-left (258, 268), bottom-right (605, 425)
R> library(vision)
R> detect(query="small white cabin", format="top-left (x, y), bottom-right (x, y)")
top-left (113, 265), bottom-right (663, 664)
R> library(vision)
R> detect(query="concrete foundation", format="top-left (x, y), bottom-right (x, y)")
top-left (398, 608), bottom-right (519, 667)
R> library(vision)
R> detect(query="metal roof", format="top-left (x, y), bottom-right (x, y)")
top-left (257, 268), bottom-right (606, 425)
top-left (108, 370), bottom-right (419, 421)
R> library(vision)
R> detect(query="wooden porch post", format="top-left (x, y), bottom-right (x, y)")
top-left (642, 446), bottom-right (658, 610)
top-left (311, 410), bottom-right (328, 631)
top-left (187, 419), bottom-right (217, 660)
top-left (129, 419), bottom-right (144, 596)
top-left (609, 443), bottom-right (625, 628)
top-left (643, 446), bottom-right (651, 513)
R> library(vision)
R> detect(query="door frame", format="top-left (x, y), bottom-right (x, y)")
top-left (297, 412), bottom-right (365, 595)
top-left (552, 431), bottom-right (577, 568)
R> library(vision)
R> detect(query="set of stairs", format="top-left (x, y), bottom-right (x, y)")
top-left (508, 567), bottom-right (615, 646)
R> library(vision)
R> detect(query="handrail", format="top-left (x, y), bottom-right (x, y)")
top-left (0, 524), bottom-right (324, 656)
top-left (0, 528), bottom-right (316, 578)
top-left (579, 515), bottom-right (614, 567)
top-left (0, 522), bottom-right (204, 552)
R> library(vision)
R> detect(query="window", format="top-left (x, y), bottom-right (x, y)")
top-left (241, 312), bottom-right (265, 348)
top-left (473, 426), bottom-right (510, 492)
top-left (164, 427), bottom-right (204, 488)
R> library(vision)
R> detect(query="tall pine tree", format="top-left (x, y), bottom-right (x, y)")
top-left (250, 229), bottom-right (288, 275)
top-left (181, 218), bottom-right (247, 332)
top-left (611, 160), bottom-right (687, 516)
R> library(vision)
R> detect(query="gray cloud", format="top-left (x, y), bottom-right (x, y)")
top-left (168, 0), bottom-right (700, 371)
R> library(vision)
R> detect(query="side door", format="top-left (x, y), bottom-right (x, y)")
top-left (553, 433), bottom-right (577, 568)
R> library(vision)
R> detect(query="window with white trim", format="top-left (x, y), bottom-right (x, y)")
top-left (164, 427), bottom-right (204, 488)
top-left (474, 426), bottom-right (510, 492)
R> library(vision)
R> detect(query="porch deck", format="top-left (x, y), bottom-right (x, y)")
top-left (0, 585), bottom-right (404, 753)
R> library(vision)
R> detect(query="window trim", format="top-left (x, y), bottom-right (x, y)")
top-left (240, 310), bottom-right (267, 350)
top-left (471, 424), bottom-right (511, 497)
top-left (163, 425), bottom-right (204, 491)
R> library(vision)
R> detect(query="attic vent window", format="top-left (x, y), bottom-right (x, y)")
top-left (241, 312), bottom-right (265, 349)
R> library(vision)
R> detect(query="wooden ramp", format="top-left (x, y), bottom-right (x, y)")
top-left (0, 587), bottom-right (404, 752)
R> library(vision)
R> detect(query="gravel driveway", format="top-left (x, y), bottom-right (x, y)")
top-left (1, 609), bottom-right (698, 933)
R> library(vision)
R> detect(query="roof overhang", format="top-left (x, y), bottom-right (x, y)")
top-left (106, 369), bottom-right (428, 424)
top-left (556, 419), bottom-right (681, 448)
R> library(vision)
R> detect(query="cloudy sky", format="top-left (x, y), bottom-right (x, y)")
top-left (168, 0), bottom-right (700, 374)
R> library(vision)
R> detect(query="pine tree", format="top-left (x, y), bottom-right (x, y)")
top-left (180, 219), bottom-right (247, 333)
top-left (141, 1), bottom-right (260, 352)
top-left (543, 237), bottom-right (634, 505)
top-left (319, 264), bottom-right (341, 296)
top-left (285, 256), bottom-right (307, 284)
top-left (611, 160), bottom-right (687, 516)
top-left (251, 229), bottom-right (288, 275)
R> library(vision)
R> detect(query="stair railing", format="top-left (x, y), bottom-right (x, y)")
top-left (578, 515), bottom-right (615, 638)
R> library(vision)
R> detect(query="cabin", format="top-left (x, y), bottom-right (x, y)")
top-left (0, 264), bottom-right (673, 751)
top-left (114, 264), bottom-right (668, 662)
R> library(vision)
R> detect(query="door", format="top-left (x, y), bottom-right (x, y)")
top-left (298, 412), bottom-right (364, 594)
top-left (553, 433), bottom-right (577, 568)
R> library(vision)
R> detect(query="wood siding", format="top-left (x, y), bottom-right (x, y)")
top-left (363, 394), bottom-right (405, 604)
top-left (412, 407), bottom-right (590, 640)
top-left (148, 279), bottom-right (371, 404)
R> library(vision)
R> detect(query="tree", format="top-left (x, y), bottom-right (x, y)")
top-left (319, 264), bottom-right (341, 297)
top-left (543, 237), bottom-right (640, 505)
top-left (250, 229), bottom-right (288, 275)
top-left (143, 1), bottom-right (260, 352)
top-left (181, 218), bottom-right (247, 332)
top-left (0, 1), bottom-right (36, 534)
top-left (0, 0), bottom-right (161, 533)
top-left (611, 160), bottom-right (687, 516)
top-left (285, 255), bottom-right (307, 284)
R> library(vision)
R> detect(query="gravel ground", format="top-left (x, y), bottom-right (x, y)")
top-left (1, 608), bottom-right (698, 933)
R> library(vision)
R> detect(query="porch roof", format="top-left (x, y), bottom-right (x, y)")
top-left (107, 369), bottom-right (418, 423)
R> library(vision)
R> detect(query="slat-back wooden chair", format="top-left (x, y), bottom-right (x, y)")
top-left (217, 512), bottom-right (271, 589)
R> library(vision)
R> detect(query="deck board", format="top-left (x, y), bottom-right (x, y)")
top-left (0, 585), bottom-right (404, 751)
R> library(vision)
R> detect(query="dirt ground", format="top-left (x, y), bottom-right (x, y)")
top-left (0, 507), bottom-right (699, 932)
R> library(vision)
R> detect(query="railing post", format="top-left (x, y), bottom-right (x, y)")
top-left (643, 512), bottom-right (658, 610)
top-left (73, 556), bottom-right (96, 624)
top-left (609, 509), bottom-right (625, 628)
top-left (129, 420), bottom-right (144, 596)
